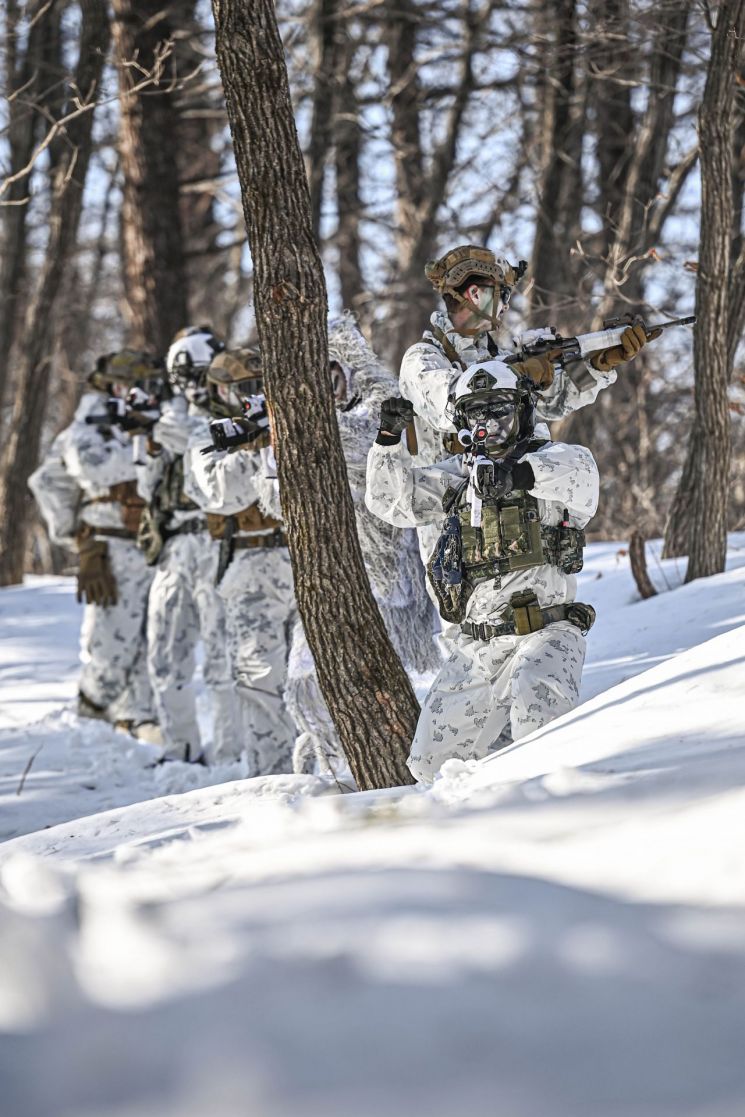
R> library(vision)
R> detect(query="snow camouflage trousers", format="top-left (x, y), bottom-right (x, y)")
top-left (408, 620), bottom-right (586, 784)
top-left (216, 544), bottom-right (297, 775)
top-left (147, 531), bottom-right (238, 762)
top-left (78, 537), bottom-right (154, 723)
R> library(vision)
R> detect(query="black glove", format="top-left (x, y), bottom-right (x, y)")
top-left (472, 459), bottom-right (514, 500)
top-left (377, 397), bottom-right (415, 444)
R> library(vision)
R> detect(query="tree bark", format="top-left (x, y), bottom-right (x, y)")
top-left (528, 0), bottom-right (585, 326)
top-left (383, 0), bottom-right (481, 366)
top-left (333, 28), bottom-right (365, 318)
top-left (0, 0), bottom-right (110, 586)
top-left (664, 0), bottom-right (745, 581)
top-left (211, 0), bottom-right (418, 790)
top-left (0, 0), bottom-right (63, 412)
top-left (112, 0), bottom-right (188, 352)
top-left (306, 0), bottom-right (340, 242)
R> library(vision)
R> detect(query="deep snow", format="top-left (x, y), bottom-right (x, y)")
top-left (1, 537), bottom-right (745, 1117)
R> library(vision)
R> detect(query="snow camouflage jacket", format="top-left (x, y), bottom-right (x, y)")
top-left (255, 312), bottom-right (439, 675)
top-left (136, 396), bottom-right (211, 530)
top-left (365, 436), bottom-right (599, 625)
top-left (400, 311), bottom-right (616, 469)
top-left (182, 424), bottom-right (268, 531)
top-left (30, 392), bottom-right (142, 539)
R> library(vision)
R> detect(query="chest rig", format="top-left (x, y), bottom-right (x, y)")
top-left (427, 455), bottom-right (586, 624)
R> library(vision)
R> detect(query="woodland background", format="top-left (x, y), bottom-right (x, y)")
top-left (1, 0), bottom-right (743, 581)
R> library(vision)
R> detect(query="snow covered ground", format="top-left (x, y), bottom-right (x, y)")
top-left (1, 537), bottom-right (745, 1116)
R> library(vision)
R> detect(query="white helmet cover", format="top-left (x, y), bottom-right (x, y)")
top-left (454, 360), bottom-right (521, 403)
top-left (166, 326), bottom-right (224, 379)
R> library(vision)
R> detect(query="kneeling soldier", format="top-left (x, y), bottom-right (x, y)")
top-left (365, 360), bottom-right (599, 784)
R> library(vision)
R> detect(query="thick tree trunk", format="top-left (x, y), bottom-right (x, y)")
top-left (665, 0), bottom-right (744, 581)
top-left (0, 0), bottom-right (110, 586)
top-left (211, 0), bottom-right (418, 790)
top-left (112, 0), bottom-right (188, 352)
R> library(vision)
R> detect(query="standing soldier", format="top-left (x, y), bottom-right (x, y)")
top-left (182, 348), bottom-right (297, 775)
top-left (136, 326), bottom-right (238, 763)
top-left (29, 350), bottom-right (161, 738)
top-left (366, 360), bottom-right (599, 783)
top-left (400, 245), bottom-right (651, 593)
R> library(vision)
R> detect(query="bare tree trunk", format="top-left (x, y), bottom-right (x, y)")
top-left (629, 530), bottom-right (656, 599)
top-left (664, 0), bottom-right (745, 581)
top-left (589, 0), bottom-right (634, 262)
top-left (112, 0), bottom-right (188, 352)
top-left (0, 0), bottom-right (110, 586)
top-left (333, 28), bottom-right (365, 318)
top-left (211, 0), bottom-right (418, 790)
top-left (383, 0), bottom-right (481, 366)
top-left (306, 0), bottom-right (340, 242)
top-left (528, 0), bottom-right (584, 326)
top-left (0, 0), bottom-right (63, 411)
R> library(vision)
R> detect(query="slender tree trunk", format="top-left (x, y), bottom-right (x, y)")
top-left (589, 0), bottom-right (634, 262)
top-left (0, 0), bottom-right (110, 586)
top-left (528, 0), bottom-right (584, 326)
top-left (664, 0), bottom-right (745, 580)
top-left (333, 29), bottom-right (365, 318)
top-left (211, 0), bottom-right (418, 790)
top-left (112, 0), bottom-right (188, 352)
top-left (0, 0), bottom-right (63, 411)
top-left (306, 0), bottom-right (340, 242)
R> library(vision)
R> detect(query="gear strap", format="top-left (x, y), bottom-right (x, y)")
top-left (428, 324), bottom-right (467, 371)
top-left (462, 592), bottom-right (596, 640)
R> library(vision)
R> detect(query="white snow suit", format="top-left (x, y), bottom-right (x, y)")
top-left (255, 315), bottom-right (440, 779)
top-left (365, 434), bottom-right (599, 784)
top-left (136, 396), bottom-right (238, 762)
top-left (183, 434), bottom-right (297, 774)
top-left (29, 393), bottom-right (155, 724)
top-left (400, 311), bottom-right (614, 566)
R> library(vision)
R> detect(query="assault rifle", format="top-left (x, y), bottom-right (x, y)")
top-left (200, 393), bottom-right (270, 455)
top-left (85, 386), bottom-right (162, 432)
top-left (504, 313), bottom-right (695, 369)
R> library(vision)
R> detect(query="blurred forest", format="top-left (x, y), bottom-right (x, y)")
top-left (1, 0), bottom-right (744, 578)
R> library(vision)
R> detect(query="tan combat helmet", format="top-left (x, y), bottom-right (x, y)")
top-left (425, 245), bottom-right (527, 328)
top-left (88, 348), bottom-right (164, 393)
top-left (207, 346), bottom-right (263, 418)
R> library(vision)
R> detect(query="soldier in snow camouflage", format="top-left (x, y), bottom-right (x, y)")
top-left (182, 347), bottom-right (297, 774)
top-left (366, 359), bottom-right (599, 784)
top-left (29, 351), bottom-right (160, 736)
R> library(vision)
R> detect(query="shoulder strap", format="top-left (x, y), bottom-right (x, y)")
top-left (428, 324), bottom-right (466, 371)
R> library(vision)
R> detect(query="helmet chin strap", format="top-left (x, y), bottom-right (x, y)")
top-left (449, 288), bottom-right (505, 336)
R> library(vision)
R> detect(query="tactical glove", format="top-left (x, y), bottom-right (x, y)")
top-left (377, 397), bottom-right (415, 443)
top-left (473, 459), bottom-right (514, 500)
top-left (77, 536), bottom-right (118, 607)
top-left (590, 321), bottom-right (662, 373)
top-left (511, 353), bottom-right (557, 389)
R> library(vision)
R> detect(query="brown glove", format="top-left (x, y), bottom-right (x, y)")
top-left (590, 322), bottom-right (662, 373)
top-left (511, 351), bottom-right (559, 389)
top-left (77, 537), bottom-right (118, 606)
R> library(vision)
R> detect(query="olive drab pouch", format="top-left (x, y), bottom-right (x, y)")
top-left (136, 503), bottom-right (166, 566)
